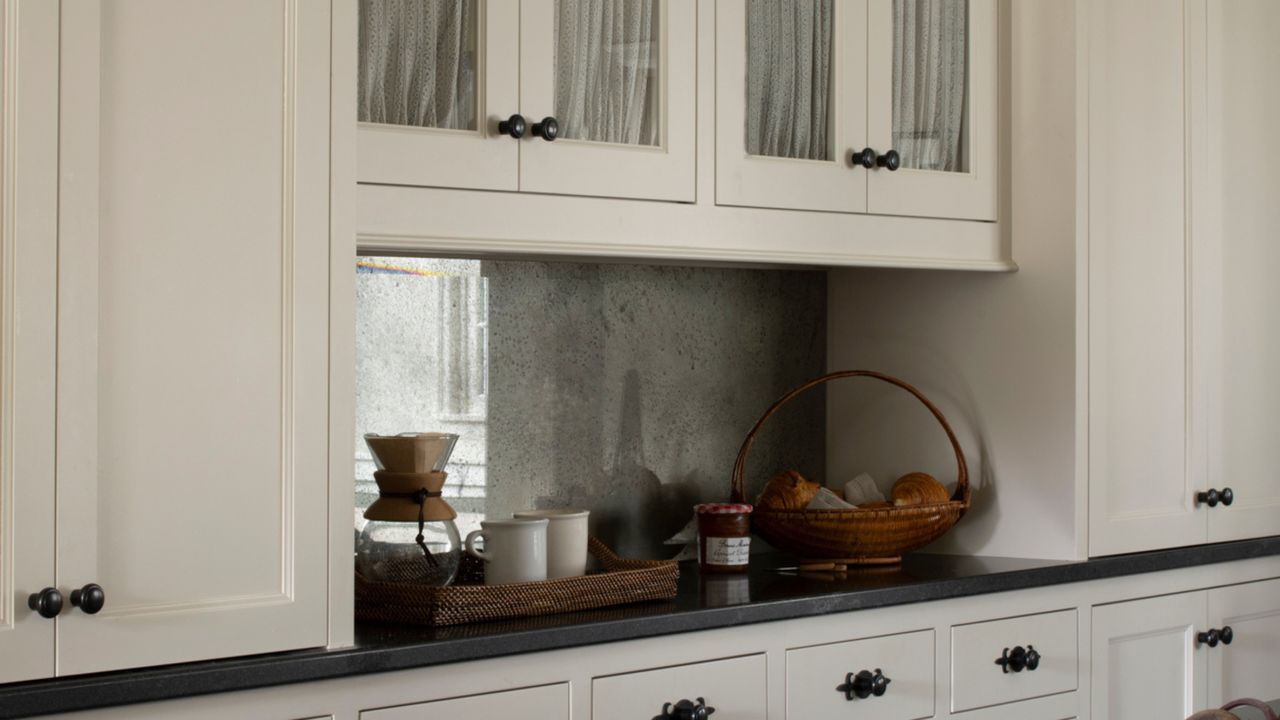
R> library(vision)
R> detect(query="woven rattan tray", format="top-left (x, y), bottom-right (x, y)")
top-left (355, 537), bottom-right (679, 626)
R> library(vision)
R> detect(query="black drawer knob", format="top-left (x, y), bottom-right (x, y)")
top-left (532, 116), bottom-right (559, 142)
top-left (995, 645), bottom-right (1040, 673)
top-left (27, 587), bottom-right (63, 619)
top-left (840, 668), bottom-right (891, 700)
top-left (70, 583), bottom-right (105, 615)
top-left (498, 114), bottom-right (526, 139)
top-left (1197, 487), bottom-right (1234, 507)
top-left (654, 697), bottom-right (715, 720)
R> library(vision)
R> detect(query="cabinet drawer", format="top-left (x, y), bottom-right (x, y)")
top-left (593, 655), bottom-right (765, 720)
top-left (951, 609), bottom-right (1078, 712)
top-left (787, 629), bottom-right (934, 720)
top-left (361, 683), bottom-right (568, 720)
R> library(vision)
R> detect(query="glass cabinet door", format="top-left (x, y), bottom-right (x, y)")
top-left (358, 0), bottom-right (520, 190)
top-left (866, 0), bottom-right (997, 220)
top-left (519, 0), bottom-right (696, 201)
top-left (716, 0), bottom-right (867, 213)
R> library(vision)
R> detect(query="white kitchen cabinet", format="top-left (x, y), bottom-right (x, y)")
top-left (357, 0), bottom-right (696, 202)
top-left (1092, 579), bottom-right (1280, 720)
top-left (1200, 0), bottom-right (1280, 544)
top-left (1091, 592), bottom-right (1207, 720)
top-left (1207, 579), bottom-right (1280, 709)
top-left (1088, 0), bottom-right (1280, 556)
top-left (715, 0), bottom-right (997, 220)
top-left (362, 684), bottom-right (569, 720)
top-left (786, 630), bottom-right (934, 720)
top-left (593, 655), bottom-right (766, 720)
top-left (950, 609), bottom-right (1077, 712)
top-left (0, 0), bottom-right (59, 686)
top-left (49, 0), bottom-right (335, 675)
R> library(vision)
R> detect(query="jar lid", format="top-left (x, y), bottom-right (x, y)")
top-left (695, 503), bottom-right (753, 515)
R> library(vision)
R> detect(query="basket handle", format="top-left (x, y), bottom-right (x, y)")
top-left (730, 370), bottom-right (970, 513)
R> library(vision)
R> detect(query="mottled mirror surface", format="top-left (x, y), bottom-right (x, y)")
top-left (356, 258), bottom-right (826, 559)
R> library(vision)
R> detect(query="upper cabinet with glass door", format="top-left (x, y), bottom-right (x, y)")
top-left (716, 0), bottom-right (997, 221)
top-left (357, 0), bottom-right (695, 202)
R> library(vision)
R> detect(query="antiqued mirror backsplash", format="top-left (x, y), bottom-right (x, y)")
top-left (355, 257), bottom-right (826, 558)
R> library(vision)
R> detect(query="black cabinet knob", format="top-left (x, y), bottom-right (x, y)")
top-left (532, 116), bottom-right (559, 141)
top-left (1198, 629), bottom-right (1221, 648)
top-left (498, 114), bottom-right (526, 139)
top-left (840, 668), bottom-right (891, 700)
top-left (1199, 627), bottom-right (1234, 647)
top-left (851, 148), bottom-right (876, 169)
top-left (876, 149), bottom-right (901, 171)
top-left (27, 587), bottom-right (63, 619)
top-left (654, 697), bottom-right (715, 720)
top-left (70, 583), bottom-right (105, 615)
top-left (1197, 487), bottom-right (1235, 507)
top-left (995, 645), bottom-right (1040, 673)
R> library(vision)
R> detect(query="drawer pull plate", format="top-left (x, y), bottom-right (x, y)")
top-left (839, 668), bottom-right (891, 700)
top-left (995, 645), bottom-right (1040, 673)
top-left (655, 697), bottom-right (715, 720)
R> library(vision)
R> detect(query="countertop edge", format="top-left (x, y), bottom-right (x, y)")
top-left (3, 536), bottom-right (1278, 719)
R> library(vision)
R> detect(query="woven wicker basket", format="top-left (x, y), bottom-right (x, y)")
top-left (731, 370), bottom-right (971, 564)
top-left (355, 537), bottom-right (678, 626)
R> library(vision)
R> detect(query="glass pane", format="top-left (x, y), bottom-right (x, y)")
top-left (358, 0), bottom-right (479, 130)
top-left (554, 0), bottom-right (661, 146)
top-left (892, 0), bottom-right (969, 172)
top-left (744, 1), bottom-right (834, 161)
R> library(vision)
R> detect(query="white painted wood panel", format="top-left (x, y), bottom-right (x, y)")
top-left (787, 630), bottom-right (933, 720)
top-left (55, 0), bottom-right (331, 675)
top-left (714, 0), bottom-right (867, 213)
top-left (519, 0), bottom-right (695, 202)
top-left (0, 0), bottom-right (58, 685)
top-left (357, 0), bottom-right (520, 191)
top-left (865, 0), bottom-right (999, 221)
top-left (1207, 579), bottom-right (1280, 709)
top-left (1200, 0), bottom-right (1280, 544)
top-left (951, 609), bottom-right (1077, 712)
top-left (593, 654), bottom-right (766, 720)
top-left (361, 684), bottom-right (568, 720)
top-left (1087, 0), bottom-right (1206, 556)
top-left (1091, 592), bottom-right (1206, 720)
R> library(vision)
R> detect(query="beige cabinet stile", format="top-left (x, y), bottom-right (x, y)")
top-left (0, 0), bottom-right (59, 685)
top-left (53, 0), bottom-right (333, 675)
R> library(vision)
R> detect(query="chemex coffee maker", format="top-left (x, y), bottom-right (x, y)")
top-left (357, 432), bottom-right (462, 586)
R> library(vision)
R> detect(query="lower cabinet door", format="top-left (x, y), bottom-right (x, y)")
top-left (1208, 578), bottom-right (1280, 708)
top-left (1091, 592), bottom-right (1207, 720)
top-left (951, 609), bottom-right (1078, 712)
top-left (361, 684), bottom-right (569, 720)
top-left (593, 654), bottom-right (766, 720)
top-left (787, 630), bottom-right (934, 720)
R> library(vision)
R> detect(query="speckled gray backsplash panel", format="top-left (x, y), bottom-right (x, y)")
top-left (356, 258), bottom-right (826, 558)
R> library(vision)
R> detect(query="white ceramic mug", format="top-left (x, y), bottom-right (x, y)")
top-left (513, 509), bottom-right (590, 578)
top-left (464, 518), bottom-right (548, 585)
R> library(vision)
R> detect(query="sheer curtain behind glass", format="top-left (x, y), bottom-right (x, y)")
top-left (892, 0), bottom-right (968, 172)
top-left (745, 0), bottom-right (833, 161)
top-left (358, 0), bottom-right (478, 130)
top-left (555, 0), bottom-right (660, 146)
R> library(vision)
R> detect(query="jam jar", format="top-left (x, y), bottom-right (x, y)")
top-left (695, 503), bottom-right (753, 574)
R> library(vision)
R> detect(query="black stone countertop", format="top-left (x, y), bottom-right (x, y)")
top-left (3, 536), bottom-right (1279, 719)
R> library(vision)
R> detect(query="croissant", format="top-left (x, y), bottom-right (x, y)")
top-left (756, 470), bottom-right (822, 510)
top-left (890, 472), bottom-right (951, 506)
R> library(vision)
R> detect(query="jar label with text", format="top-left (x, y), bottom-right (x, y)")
top-left (703, 537), bottom-right (751, 566)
